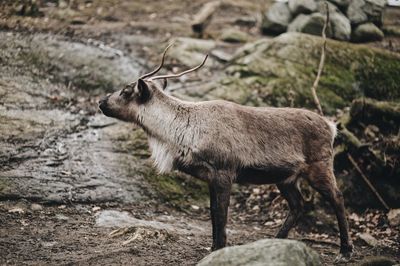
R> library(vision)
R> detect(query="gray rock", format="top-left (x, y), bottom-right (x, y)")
top-left (220, 28), bottom-right (249, 43)
top-left (347, 0), bottom-right (386, 26)
top-left (288, 13), bottom-right (326, 36)
top-left (347, 0), bottom-right (368, 25)
top-left (96, 210), bottom-right (207, 235)
top-left (352, 22), bottom-right (384, 42)
top-left (30, 203), bottom-right (43, 211)
top-left (169, 37), bottom-right (216, 67)
top-left (288, 0), bottom-right (317, 15)
top-left (0, 32), bottom-right (148, 204)
top-left (261, 2), bottom-right (293, 35)
top-left (197, 239), bottom-right (321, 266)
top-left (358, 233), bottom-right (378, 247)
top-left (211, 50), bottom-right (233, 63)
top-left (316, 2), bottom-right (351, 41)
top-left (329, 10), bottom-right (352, 41)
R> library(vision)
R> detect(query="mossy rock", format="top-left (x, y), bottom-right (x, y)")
top-left (206, 33), bottom-right (400, 114)
top-left (335, 98), bottom-right (400, 209)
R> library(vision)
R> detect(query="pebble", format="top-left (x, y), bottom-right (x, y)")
top-left (31, 203), bottom-right (43, 211)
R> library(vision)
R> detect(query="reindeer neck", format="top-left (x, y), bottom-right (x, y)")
top-left (138, 89), bottom-right (194, 147)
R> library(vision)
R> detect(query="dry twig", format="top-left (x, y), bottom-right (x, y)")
top-left (310, 2), bottom-right (330, 116)
top-left (347, 154), bottom-right (390, 211)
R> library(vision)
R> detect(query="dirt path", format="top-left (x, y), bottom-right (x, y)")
top-left (1, 1), bottom-right (399, 265)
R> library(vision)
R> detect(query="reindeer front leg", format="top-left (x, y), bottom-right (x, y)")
top-left (209, 171), bottom-right (233, 251)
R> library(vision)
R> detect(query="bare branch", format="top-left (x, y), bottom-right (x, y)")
top-left (310, 2), bottom-right (330, 116)
top-left (347, 154), bottom-right (390, 211)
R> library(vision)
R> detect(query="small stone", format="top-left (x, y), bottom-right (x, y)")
top-left (55, 214), bottom-right (69, 221)
top-left (261, 2), bottom-right (292, 35)
top-left (8, 207), bottom-right (24, 214)
top-left (347, 0), bottom-right (385, 26)
top-left (358, 233), bottom-right (378, 247)
top-left (30, 203), bottom-right (43, 211)
top-left (220, 28), bottom-right (249, 43)
top-left (191, 205), bottom-right (200, 210)
top-left (92, 206), bottom-right (101, 212)
top-left (58, 0), bottom-right (68, 8)
top-left (288, 0), bottom-right (317, 15)
top-left (211, 50), bottom-right (233, 63)
top-left (387, 209), bottom-right (400, 227)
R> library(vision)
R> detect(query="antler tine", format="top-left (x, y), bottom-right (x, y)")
top-left (148, 54), bottom-right (208, 81)
top-left (139, 42), bottom-right (174, 80)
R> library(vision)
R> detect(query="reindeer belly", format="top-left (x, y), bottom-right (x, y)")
top-left (236, 165), bottom-right (295, 184)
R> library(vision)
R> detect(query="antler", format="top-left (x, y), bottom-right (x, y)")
top-left (148, 54), bottom-right (208, 81)
top-left (139, 43), bottom-right (174, 80)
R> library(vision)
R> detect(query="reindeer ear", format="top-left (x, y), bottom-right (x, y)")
top-left (136, 79), bottom-right (150, 102)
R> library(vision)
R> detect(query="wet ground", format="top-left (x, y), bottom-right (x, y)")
top-left (0, 1), bottom-right (399, 265)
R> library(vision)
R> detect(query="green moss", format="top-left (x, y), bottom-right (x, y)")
top-left (141, 167), bottom-right (209, 208)
top-left (215, 33), bottom-right (400, 115)
top-left (356, 54), bottom-right (400, 101)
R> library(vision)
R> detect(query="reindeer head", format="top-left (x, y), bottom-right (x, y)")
top-left (98, 44), bottom-right (208, 123)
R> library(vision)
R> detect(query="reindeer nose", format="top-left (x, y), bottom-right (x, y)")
top-left (98, 95), bottom-right (109, 105)
top-left (98, 96), bottom-right (109, 111)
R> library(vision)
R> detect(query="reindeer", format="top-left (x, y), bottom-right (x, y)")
top-left (98, 44), bottom-right (353, 261)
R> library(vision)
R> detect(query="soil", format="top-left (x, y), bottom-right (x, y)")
top-left (0, 1), bottom-right (399, 265)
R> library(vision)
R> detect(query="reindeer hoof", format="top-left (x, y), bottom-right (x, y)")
top-left (334, 252), bottom-right (352, 264)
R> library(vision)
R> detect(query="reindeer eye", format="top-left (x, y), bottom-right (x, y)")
top-left (119, 87), bottom-right (131, 98)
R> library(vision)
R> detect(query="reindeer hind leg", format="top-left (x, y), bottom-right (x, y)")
top-left (306, 160), bottom-right (353, 261)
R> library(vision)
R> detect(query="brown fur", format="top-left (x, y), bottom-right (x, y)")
top-left (99, 78), bottom-right (353, 258)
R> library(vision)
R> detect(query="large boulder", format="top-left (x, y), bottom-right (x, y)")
top-left (179, 33), bottom-right (400, 115)
top-left (197, 239), bottom-right (321, 266)
top-left (0, 32), bottom-right (209, 207)
top-left (262, 2), bottom-right (293, 35)
top-left (288, 0), bottom-right (318, 15)
top-left (0, 33), bottom-right (140, 92)
top-left (352, 23), bottom-right (384, 42)
top-left (347, 0), bottom-right (386, 26)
